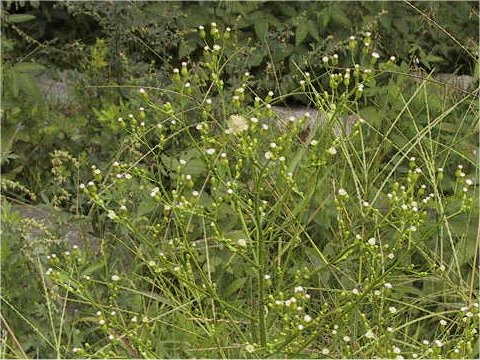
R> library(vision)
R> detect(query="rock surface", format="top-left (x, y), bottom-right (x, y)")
top-left (271, 105), bottom-right (358, 136)
top-left (12, 203), bottom-right (99, 252)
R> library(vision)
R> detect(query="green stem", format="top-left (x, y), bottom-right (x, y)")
top-left (254, 168), bottom-right (267, 348)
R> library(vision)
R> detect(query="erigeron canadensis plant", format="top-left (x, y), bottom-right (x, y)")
top-left (40, 25), bottom-right (478, 358)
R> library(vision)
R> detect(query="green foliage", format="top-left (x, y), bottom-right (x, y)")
top-left (1, 3), bottom-right (478, 358)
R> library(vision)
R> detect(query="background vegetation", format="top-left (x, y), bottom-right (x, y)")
top-left (1, 1), bottom-right (478, 358)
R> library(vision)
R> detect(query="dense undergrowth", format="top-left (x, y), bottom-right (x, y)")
top-left (1, 2), bottom-right (479, 359)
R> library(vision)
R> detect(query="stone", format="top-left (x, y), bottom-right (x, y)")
top-left (12, 203), bottom-right (100, 253)
top-left (271, 105), bottom-right (358, 137)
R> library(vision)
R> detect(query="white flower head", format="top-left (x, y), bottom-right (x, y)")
top-left (111, 275), bottom-right (120, 282)
top-left (365, 329), bottom-right (375, 339)
top-left (237, 239), bottom-right (247, 247)
top-left (245, 344), bottom-right (255, 353)
top-left (338, 188), bottom-right (348, 196)
top-left (264, 151), bottom-right (273, 160)
top-left (227, 114), bottom-right (248, 134)
top-left (327, 147), bottom-right (337, 155)
top-left (372, 52), bottom-right (380, 59)
top-left (368, 237), bottom-right (376, 246)
top-left (303, 314), bottom-right (312, 322)
top-left (206, 148), bottom-right (216, 155)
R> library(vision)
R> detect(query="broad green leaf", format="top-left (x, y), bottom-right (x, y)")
top-left (8, 72), bottom-right (19, 98)
top-left (307, 20), bottom-right (320, 42)
top-left (13, 62), bottom-right (44, 73)
top-left (8, 14), bottom-right (36, 23)
top-left (223, 277), bottom-right (246, 298)
top-left (178, 40), bottom-right (197, 59)
top-left (331, 9), bottom-right (350, 28)
top-left (254, 21), bottom-right (268, 41)
top-left (248, 50), bottom-right (266, 67)
top-left (137, 198), bottom-right (157, 217)
top-left (423, 54), bottom-right (445, 63)
top-left (295, 22), bottom-right (309, 46)
top-left (279, 4), bottom-right (297, 17)
top-left (317, 9), bottom-right (330, 31)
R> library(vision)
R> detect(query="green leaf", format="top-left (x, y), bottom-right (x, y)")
top-left (248, 49), bottom-right (266, 67)
top-left (8, 71), bottom-right (20, 98)
top-left (178, 40), bottom-right (197, 59)
top-left (279, 4), bottom-right (297, 17)
top-left (422, 54), bottom-right (445, 64)
top-left (317, 9), bottom-right (330, 31)
top-left (8, 14), bottom-right (36, 23)
top-left (13, 62), bottom-right (44, 73)
top-left (331, 9), bottom-right (350, 28)
top-left (295, 22), bottom-right (309, 46)
top-left (254, 21), bottom-right (268, 41)
top-left (137, 198), bottom-right (157, 217)
top-left (307, 20), bottom-right (320, 42)
top-left (223, 277), bottom-right (246, 298)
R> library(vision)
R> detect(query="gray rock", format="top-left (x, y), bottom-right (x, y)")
top-left (433, 73), bottom-right (474, 92)
top-left (271, 105), bottom-right (357, 137)
top-left (12, 204), bottom-right (99, 253)
top-left (35, 70), bottom-right (78, 105)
